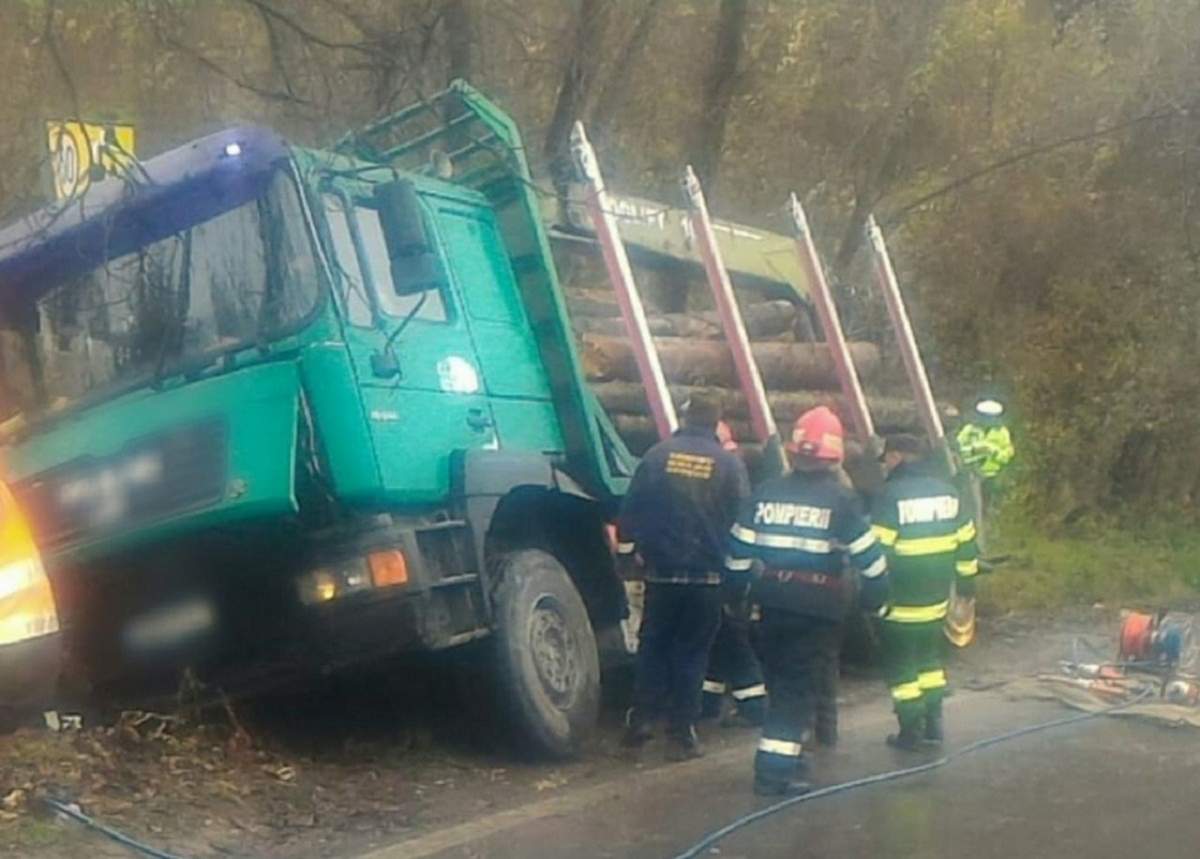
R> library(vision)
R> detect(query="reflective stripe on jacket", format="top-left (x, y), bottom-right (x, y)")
top-left (871, 460), bottom-right (979, 622)
top-left (726, 469), bottom-right (889, 621)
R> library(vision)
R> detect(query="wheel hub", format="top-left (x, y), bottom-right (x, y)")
top-left (529, 596), bottom-right (578, 707)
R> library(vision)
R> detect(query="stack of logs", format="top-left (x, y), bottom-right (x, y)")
top-left (567, 289), bottom-right (927, 455)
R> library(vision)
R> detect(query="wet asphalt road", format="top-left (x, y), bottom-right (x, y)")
top-left (360, 688), bottom-right (1200, 859)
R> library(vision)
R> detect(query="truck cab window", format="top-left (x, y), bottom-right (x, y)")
top-left (8, 170), bottom-right (322, 412)
top-left (356, 205), bottom-right (448, 323)
top-left (321, 195), bottom-right (374, 328)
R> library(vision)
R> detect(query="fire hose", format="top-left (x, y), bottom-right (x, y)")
top-left (41, 797), bottom-right (188, 859)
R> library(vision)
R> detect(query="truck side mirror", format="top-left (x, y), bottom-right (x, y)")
top-left (374, 180), bottom-right (445, 297)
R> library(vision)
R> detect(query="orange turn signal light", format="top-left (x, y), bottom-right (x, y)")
top-left (368, 550), bottom-right (408, 588)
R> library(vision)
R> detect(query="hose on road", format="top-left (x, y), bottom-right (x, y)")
top-left (42, 797), bottom-right (189, 859)
top-left (670, 685), bottom-right (1156, 859)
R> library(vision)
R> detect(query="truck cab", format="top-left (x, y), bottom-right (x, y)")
top-left (0, 82), bottom-right (635, 756)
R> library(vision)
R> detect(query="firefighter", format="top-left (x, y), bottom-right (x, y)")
top-left (701, 419), bottom-right (767, 726)
top-left (617, 394), bottom-right (750, 760)
top-left (954, 397), bottom-right (1014, 551)
top-left (726, 407), bottom-right (889, 796)
top-left (872, 434), bottom-right (980, 749)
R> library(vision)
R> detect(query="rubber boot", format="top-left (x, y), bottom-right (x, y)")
top-left (886, 721), bottom-right (924, 752)
top-left (753, 756), bottom-right (813, 797)
top-left (620, 708), bottom-right (654, 749)
top-left (665, 725), bottom-right (704, 761)
top-left (923, 702), bottom-right (944, 746)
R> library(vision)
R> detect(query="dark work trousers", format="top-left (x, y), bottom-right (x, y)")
top-left (958, 471), bottom-right (989, 554)
top-left (630, 582), bottom-right (723, 733)
top-left (754, 609), bottom-right (842, 787)
top-left (812, 619), bottom-right (842, 745)
top-left (881, 619), bottom-right (947, 730)
top-left (702, 602), bottom-right (766, 722)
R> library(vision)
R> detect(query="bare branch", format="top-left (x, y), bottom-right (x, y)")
top-left (42, 0), bottom-right (83, 119)
top-left (258, 7), bottom-right (298, 100)
top-left (317, 0), bottom-right (377, 37)
top-left (884, 106), bottom-right (1185, 226)
top-left (591, 0), bottom-right (665, 136)
top-left (239, 0), bottom-right (381, 57)
top-left (145, 6), bottom-right (312, 106)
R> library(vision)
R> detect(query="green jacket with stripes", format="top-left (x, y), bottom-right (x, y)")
top-left (870, 461), bottom-right (979, 623)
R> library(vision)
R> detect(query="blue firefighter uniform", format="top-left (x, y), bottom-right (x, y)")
top-left (727, 468), bottom-right (889, 793)
top-left (617, 424), bottom-right (750, 752)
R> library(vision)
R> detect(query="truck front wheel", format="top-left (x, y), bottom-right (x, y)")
top-left (491, 549), bottom-right (600, 758)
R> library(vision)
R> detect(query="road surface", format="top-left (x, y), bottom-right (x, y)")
top-left (358, 688), bottom-right (1200, 859)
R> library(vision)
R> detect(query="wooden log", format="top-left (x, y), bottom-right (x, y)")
top-left (567, 298), bottom-right (799, 340)
top-left (564, 289), bottom-right (623, 319)
top-left (609, 396), bottom-right (929, 456)
top-left (581, 334), bottom-right (881, 390)
top-left (700, 300), bottom-right (798, 339)
top-left (572, 315), bottom-right (678, 337)
top-left (594, 382), bottom-right (925, 433)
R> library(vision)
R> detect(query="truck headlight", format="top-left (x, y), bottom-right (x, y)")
top-left (0, 556), bottom-right (60, 647)
top-left (297, 560), bottom-right (372, 605)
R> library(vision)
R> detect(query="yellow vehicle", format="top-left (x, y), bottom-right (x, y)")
top-left (0, 479), bottom-right (61, 727)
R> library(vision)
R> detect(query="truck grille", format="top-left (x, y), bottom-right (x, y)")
top-left (14, 419), bottom-right (228, 548)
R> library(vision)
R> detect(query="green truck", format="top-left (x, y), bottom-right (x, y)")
top-left (0, 82), bottom-right (821, 754)
top-left (0, 82), bottom-right (655, 755)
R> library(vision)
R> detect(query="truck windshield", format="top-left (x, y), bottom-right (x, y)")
top-left (0, 170), bottom-right (322, 421)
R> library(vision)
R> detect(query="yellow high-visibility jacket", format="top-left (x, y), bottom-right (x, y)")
top-left (955, 423), bottom-right (1014, 479)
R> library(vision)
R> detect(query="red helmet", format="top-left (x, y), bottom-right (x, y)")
top-left (786, 406), bottom-right (844, 463)
top-left (715, 419), bottom-right (738, 452)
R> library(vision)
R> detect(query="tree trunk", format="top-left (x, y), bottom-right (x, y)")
top-left (542, 0), bottom-right (614, 187)
top-left (590, 0), bottom-right (665, 139)
top-left (580, 334), bottom-right (881, 390)
top-left (442, 0), bottom-right (472, 83)
top-left (690, 0), bottom-right (748, 191)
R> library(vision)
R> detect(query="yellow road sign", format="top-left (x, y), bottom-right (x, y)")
top-left (46, 120), bottom-right (136, 200)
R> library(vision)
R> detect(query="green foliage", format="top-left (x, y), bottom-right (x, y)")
top-left (983, 509), bottom-right (1200, 612)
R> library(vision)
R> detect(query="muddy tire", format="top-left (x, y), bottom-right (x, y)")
top-left (491, 549), bottom-right (600, 759)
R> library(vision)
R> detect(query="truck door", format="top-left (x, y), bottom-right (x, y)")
top-left (321, 192), bottom-right (497, 504)
top-left (428, 195), bottom-right (565, 455)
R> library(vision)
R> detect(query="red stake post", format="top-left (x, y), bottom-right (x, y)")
top-left (866, 215), bottom-right (950, 463)
top-left (682, 167), bottom-right (781, 460)
top-left (787, 194), bottom-right (876, 442)
top-left (571, 122), bottom-right (677, 440)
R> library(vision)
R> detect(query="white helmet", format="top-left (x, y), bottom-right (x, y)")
top-left (974, 399), bottom-right (1004, 418)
